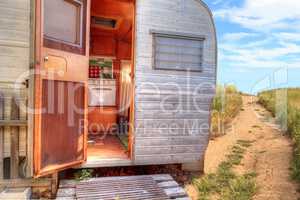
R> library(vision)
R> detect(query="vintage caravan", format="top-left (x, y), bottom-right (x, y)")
top-left (0, 0), bottom-right (217, 181)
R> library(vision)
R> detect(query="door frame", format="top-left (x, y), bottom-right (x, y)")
top-left (33, 0), bottom-right (91, 177)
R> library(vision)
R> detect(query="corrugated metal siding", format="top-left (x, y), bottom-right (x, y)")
top-left (134, 0), bottom-right (217, 165)
top-left (0, 0), bottom-right (30, 82)
top-left (0, 0), bottom-right (30, 157)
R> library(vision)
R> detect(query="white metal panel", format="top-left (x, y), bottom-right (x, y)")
top-left (134, 0), bottom-right (217, 165)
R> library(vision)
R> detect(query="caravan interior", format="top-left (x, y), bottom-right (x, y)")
top-left (86, 0), bottom-right (134, 162)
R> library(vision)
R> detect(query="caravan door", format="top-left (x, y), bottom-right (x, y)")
top-left (34, 0), bottom-right (89, 177)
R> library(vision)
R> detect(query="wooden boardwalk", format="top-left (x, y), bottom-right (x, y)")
top-left (56, 174), bottom-right (190, 200)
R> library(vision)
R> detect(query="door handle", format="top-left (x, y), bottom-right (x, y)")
top-left (43, 55), bottom-right (67, 72)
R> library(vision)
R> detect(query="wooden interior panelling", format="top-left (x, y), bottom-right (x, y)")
top-left (113, 60), bottom-right (121, 108)
top-left (88, 0), bottom-right (134, 136)
top-left (117, 41), bottom-right (132, 60)
top-left (90, 38), bottom-right (132, 60)
top-left (90, 36), bottom-right (116, 56)
top-left (88, 107), bottom-right (117, 132)
top-left (91, 0), bottom-right (133, 40)
top-left (41, 80), bottom-right (85, 169)
top-left (90, 0), bottom-right (133, 59)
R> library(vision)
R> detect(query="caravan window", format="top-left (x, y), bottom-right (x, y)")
top-left (152, 32), bottom-right (204, 72)
top-left (44, 0), bottom-right (87, 54)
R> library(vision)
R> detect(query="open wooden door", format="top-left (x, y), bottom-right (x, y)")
top-left (34, 0), bottom-right (90, 177)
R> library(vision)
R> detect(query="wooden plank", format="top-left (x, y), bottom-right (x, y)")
top-left (81, 158), bottom-right (132, 168)
top-left (10, 97), bottom-right (20, 179)
top-left (18, 97), bottom-right (27, 177)
top-left (0, 120), bottom-right (27, 127)
top-left (164, 187), bottom-right (186, 198)
top-left (0, 94), bottom-right (4, 179)
top-left (51, 172), bottom-right (59, 197)
top-left (59, 180), bottom-right (77, 189)
top-left (3, 95), bottom-right (11, 160)
top-left (56, 188), bottom-right (75, 197)
top-left (75, 176), bottom-right (169, 200)
top-left (57, 175), bottom-right (191, 200)
top-left (150, 174), bottom-right (173, 182)
top-left (26, 0), bottom-right (35, 179)
top-left (0, 0), bottom-right (30, 177)
top-left (0, 178), bottom-right (52, 188)
top-left (157, 180), bottom-right (179, 188)
top-left (0, 0), bottom-right (30, 10)
top-left (55, 197), bottom-right (75, 200)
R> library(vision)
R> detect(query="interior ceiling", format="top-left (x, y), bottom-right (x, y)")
top-left (91, 0), bottom-right (134, 42)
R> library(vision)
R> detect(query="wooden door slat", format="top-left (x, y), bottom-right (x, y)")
top-left (0, 94), bottom-right (4, 179)
top-left (10, 97), bottom-right (20, 179)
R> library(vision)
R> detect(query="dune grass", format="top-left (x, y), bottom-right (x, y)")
top-left (258, 88), bottom-right (300, 183)
top-left (211, 85), bottom-right (243, 137)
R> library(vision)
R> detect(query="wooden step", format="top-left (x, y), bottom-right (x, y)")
top-left (56, 174), bottom-right (191, 200)
top-left (0, 187), bottom-right (31, 200)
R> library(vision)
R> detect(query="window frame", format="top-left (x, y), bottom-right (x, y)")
top-left (43, 0), bottom-right (87, 55)
top-left (151, 30), bottom-right (205, 72)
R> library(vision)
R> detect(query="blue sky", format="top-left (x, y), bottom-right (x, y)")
top-left (203, 0), bottom-right (300, 94)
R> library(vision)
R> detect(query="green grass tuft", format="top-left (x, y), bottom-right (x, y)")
top-left (237, 140), bottom-right (254, 148)
top-left (211, 85), bottom-right (243, 137)
top-left (220, 175), bottom-right (257, 200)
top-left (193, 142), bottom-right (257, 200)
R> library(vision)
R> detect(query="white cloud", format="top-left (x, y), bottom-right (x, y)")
top-left (242, 38), bottom-right (274, 48)
top-left (273, 32), bottom-right (300, 42)
top-left (219, 41), bottom-right (300, 69)
top-left (214, 0), bottom-right (300, 31)
top-left (222, 32), bottom-right (258, 41)
top-left (214, 0), bottom-right (300, 71)
top-left (212, 0), bottom-right (223, 5)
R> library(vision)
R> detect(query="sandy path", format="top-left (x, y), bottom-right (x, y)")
top-left (203, 95), bottom-right (299, 200)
